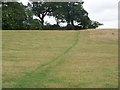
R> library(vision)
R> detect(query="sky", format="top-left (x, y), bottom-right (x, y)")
top-left (20, 0), bottom-right (119, 28)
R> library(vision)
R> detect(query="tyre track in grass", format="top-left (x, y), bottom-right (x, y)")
top-left (15, 31), bottom-right (80, 88)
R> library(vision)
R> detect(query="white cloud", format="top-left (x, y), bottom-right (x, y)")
top-left (20, 0), bottom-right (29, 5)
top-left (44, 16), bottom-right (56, 25)
top-left (83, 0), bottom-right (119, 28)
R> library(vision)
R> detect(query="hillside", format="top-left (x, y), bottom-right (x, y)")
top-left (2, 29), bottom-right (118, 88)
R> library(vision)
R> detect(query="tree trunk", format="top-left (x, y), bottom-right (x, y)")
top-left (56, 19), bottom-right (60, 26)
top-left (38, 14), bottom-right (44, 25)
top-left (67, 21), bottom-right (71, 26)
top-left (41, 18), bottom-right (44, 25)
top-left (71, 20), bottom-right (74, 26)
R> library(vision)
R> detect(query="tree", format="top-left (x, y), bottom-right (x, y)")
top-left (2, 2), bottom-right (27, 29)
top-left (2, 1), bottom-right (41, 30)
top-left (32, 2), bottom-right (53, 25)
top-left (24, 5), bottom-right (42, 30)
top-left (52, 2), bottom-right (91, 29)
top-left (51, 2), bottom-right (103, 29)
top-left (2, 1), bottom-right (102, 30)
top-left (89, 21), bottom-right (103, 29)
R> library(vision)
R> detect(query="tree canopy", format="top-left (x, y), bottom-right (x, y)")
top-left (2, 2), bottom-right (41, 30)
top-left (2, 1), bottom-right (103, 30)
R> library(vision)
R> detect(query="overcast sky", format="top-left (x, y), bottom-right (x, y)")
top-left (20, 0), bottom-right (119, 28)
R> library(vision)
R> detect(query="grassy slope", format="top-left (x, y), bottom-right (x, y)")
top-left (2, 30), bottom-right (118, 88)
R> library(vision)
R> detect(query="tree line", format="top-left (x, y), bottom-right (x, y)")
top-left (2, 1), bottom-right (103, 30)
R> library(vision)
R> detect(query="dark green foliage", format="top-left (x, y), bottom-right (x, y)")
top-left (2, 2), bottom-right (26, 30)
top-left (2, 1), bottom-right (103, 30)
top-left (32, 2), bottom-right (53, 25)
top-left (89, 21), bottom-right (103, 29)
top-left (2, 2), bottom-right (42, 30)
top-left (31, 1), bottom-right (102, 30)
top-left (30, 19), bottom-right (42, 30)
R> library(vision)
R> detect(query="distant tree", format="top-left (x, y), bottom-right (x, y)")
top-left (2, 2), bottom-right (42, 30)
top-left (89, 21), bottom-right (103, 29)
top-left (30, 19), bottom-right (42, 30)
top-left (52, 2), bottom-right (102, 29)
top-left (24, 6), bottom-right (42, 30)
top-left (30, 1), bottom-right (103, 29)
top-left (2, 2), bottom-right (27, 29)
top-left (51, 2), bottom-right (68, 26)
top-left (2, 1), bottom-right (102, 30)
top-left (31, 2), bottom-right (53, 25)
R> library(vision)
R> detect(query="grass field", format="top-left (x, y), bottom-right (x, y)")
top-left (2, 29), bottom-right (118, 88)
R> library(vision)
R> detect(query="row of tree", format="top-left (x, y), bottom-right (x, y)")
top-left (2, 1), bottom-right (103, 30)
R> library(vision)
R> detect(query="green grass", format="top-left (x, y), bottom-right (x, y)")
top-left (2, 30), bottom-right (118, 88)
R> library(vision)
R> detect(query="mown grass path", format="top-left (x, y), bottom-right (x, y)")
top-left (15, 31), bottom-right (80, 88)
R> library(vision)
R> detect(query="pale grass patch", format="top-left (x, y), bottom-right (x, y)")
top-left (88, 29), bottom-right (118, 42)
